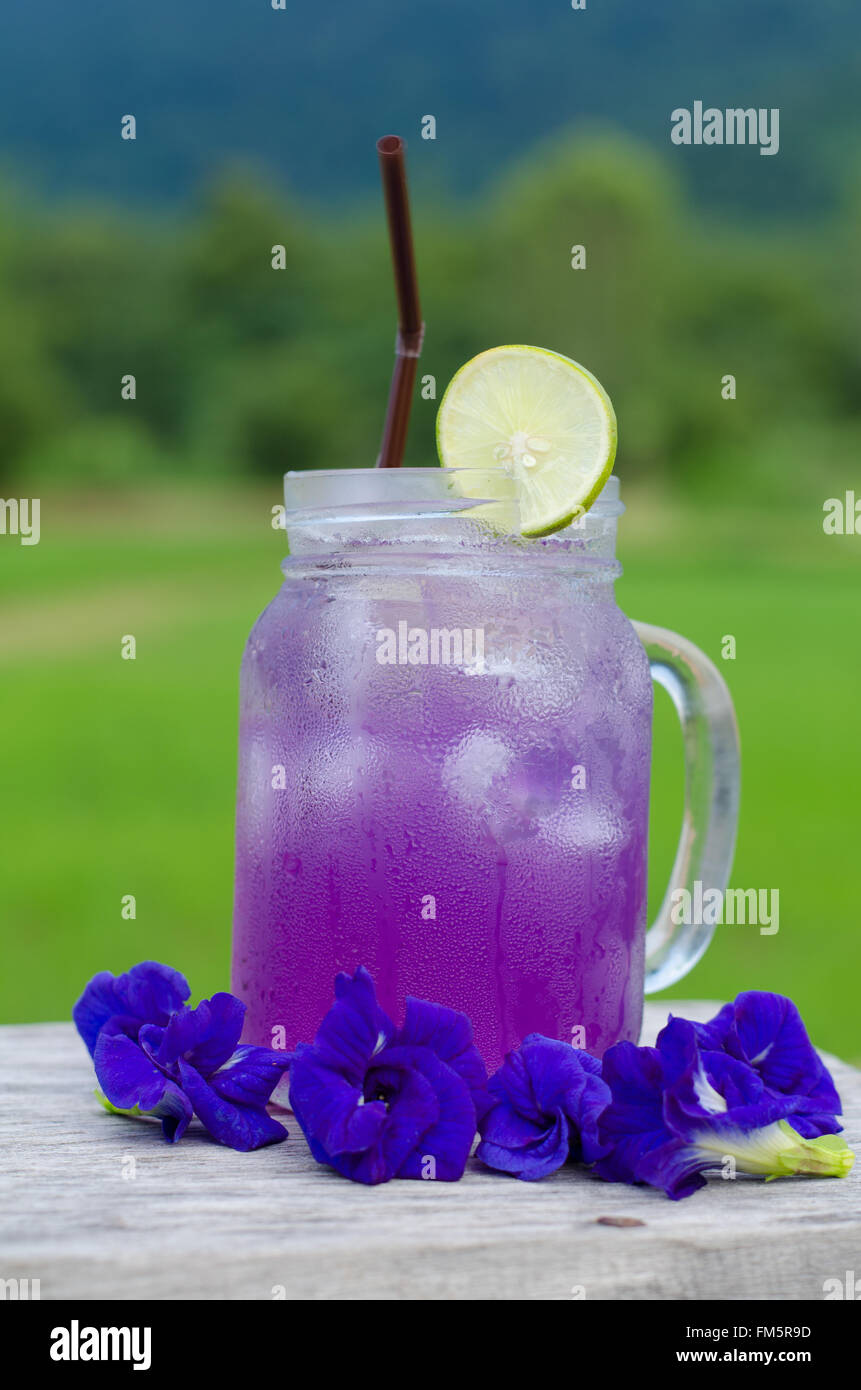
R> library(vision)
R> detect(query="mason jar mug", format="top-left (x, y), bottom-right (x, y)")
top-left (231, 469), bottom-right (740, 1071)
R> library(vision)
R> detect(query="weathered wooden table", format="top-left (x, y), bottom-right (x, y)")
top-left (1, 1004), bottom-right (858, 1301)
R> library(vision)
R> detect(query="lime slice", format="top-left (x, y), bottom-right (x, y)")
top-left (436, 345), bottom-right (617, 537)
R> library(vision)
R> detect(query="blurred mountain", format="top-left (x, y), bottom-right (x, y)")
top-left (0, 0), bottom-right (858, 217)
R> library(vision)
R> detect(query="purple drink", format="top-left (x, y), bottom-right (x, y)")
top-left (231, 469), bottom-right (739, 1073)
top-left (232, 470), bottom-right (645, 1068)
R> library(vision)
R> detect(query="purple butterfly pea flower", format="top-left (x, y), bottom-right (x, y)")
top-left (288, 967), bottom-right (489, 1185)
top-left (690, 991), bottom-right (842, 1138)
top-left (73, 961), bottom-right (191, 1058)
top-left (595, 1016), bottom-right (853, 1200)
top-left (74, 964), bottom-right (290, 1151)
top-left (476, 1034), bottom-right (611, 1181)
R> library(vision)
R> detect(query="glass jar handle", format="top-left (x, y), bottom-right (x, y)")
top-left (633, 621), bottom-right (741, 994)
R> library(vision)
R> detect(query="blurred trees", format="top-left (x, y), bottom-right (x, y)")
top-left (0, 130), bottom-right (858, 500)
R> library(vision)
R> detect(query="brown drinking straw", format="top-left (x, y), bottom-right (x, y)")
top-left (375, 135), bottom-right (424, 468)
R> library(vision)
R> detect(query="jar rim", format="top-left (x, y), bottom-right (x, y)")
top-left (283, 467), bottom-right (622, 519)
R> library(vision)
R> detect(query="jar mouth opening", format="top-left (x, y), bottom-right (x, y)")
top-left (281, 470), bottom-right (623, 577)
top-left (283, 467), bottom-right (623, 523)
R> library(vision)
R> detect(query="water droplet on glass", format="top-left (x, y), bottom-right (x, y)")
top-left (282, 853), bottom-right (302, 880)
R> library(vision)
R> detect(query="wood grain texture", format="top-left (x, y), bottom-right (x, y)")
top-left (1, 1004), bottom-right (858, 1301)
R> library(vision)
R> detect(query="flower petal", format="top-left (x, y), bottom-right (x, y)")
top-left (518, 1035), bottom-right (610, 1163)
top-left (689, 1002), bottom-right (734, 1053)
top-left (289, 1045), bottom-right (388, 1162)
top-left (593, 1041), bottom-right (671, 1185)
top-left (385, 1047), bottom-right (476, 1182)
top-left (487, 1046), bottom-right (536, 1118)
top-left (570, 1071), bottom-right (614, 1165)
top-left (94, 1028), bottom-right (171, 1112)
top-left (682, 998), bottom-right (842, 1138)
top-left (139, 992), bottom-right (246, 1076)
top-left (177, 1060), bottom-right (287, 1151)
top-left (292, 1050), bottom-right (433, 1185)
top-left (477, 1108), bottom-right (570, 1181)
top-left (787, 1112), bottom-right (844, 1140)
top-left (73, 973), bottom-right (127, 1058)
top-left (184, 994), bottom-right (246, 1075)
top-left (657, 1017), bottom-right (806, 1140)
top-left (353, 1053), bottom-right (442, 1183)
top-left (398, 997), bottom-right (491, 1119)
top-left (634, 1137), bottom-right (709, 1200)
top-left (478, 1035), bottom-right (611, 1178)
top-left (208, 1046), bottom-right (291, 1108)
top-left (725, 992), bottom-right (841, 1116)
top-left (152, 1087), bottom-right (194, 1143)
top-left (481, 1095), bottom-right (548, 1150)
top-left (94, 1027), bottom-right (192, 1143)
top-left (310, 967), bottom-right (396, 1084)
top-left (73, 961), bottom-right (190, 1057)
top-left (123, 962), bottom-right (192, 1030)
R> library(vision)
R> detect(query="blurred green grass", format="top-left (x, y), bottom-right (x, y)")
top-left (1, 482), bottom-right (859, 1062)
